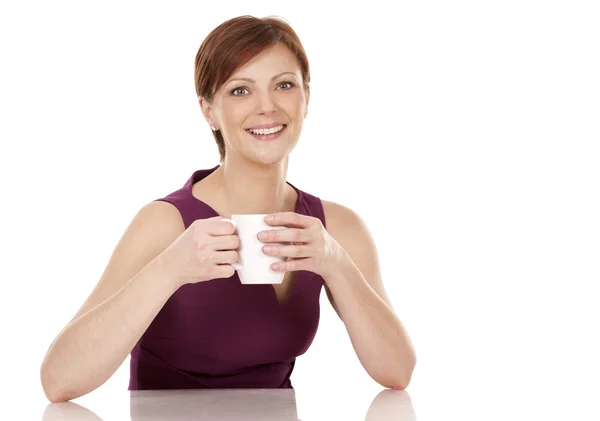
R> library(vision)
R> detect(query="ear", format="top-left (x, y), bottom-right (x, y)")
top-left (306, 85), bottom-right (310, 107)
top-left (304, 86), bottom-right (310, 117)
top-left (199, 96), bottom-right (216, 129)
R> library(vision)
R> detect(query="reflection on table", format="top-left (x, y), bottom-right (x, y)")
top-left (42, 387), bottom-right (416, 421)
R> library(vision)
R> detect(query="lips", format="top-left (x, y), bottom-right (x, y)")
top-left (245, 124), bottom-right (287, 136)
top-left (245, 123), bottom-right (287, 130)
top-left (245, 124), bottom-right (287, 140)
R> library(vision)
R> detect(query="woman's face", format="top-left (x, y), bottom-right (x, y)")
top-left (201, 43), bottom-right (309, 165)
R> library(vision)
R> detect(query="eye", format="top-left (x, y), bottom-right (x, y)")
top-left (278, 81), bottom-right (295, 90)
top-left (230, 87), bottom-right (249, 96)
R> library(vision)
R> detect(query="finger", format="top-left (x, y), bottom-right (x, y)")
top-left (263, 244), bottom-right (309, 258)
top-left (264, 212), bottom-right (311, 228)
top-left (213, 264), bottom-right (236, 279)
top-left (271, 257), bottom-right (310, 272)
top-left (206, 217), bottom-right (236, 235)
top-left (214, 234), bottom-right (240, 251)
top-left (213, 250), bottom-right (239, 264)
top-left (258, 228), bottom-right (308, 243)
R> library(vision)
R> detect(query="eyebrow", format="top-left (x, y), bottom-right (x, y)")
top-left (226, 72), bottom-right (298, 84)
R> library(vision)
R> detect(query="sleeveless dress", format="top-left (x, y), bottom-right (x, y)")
top-left (128, 165), bottom-right (326, 389)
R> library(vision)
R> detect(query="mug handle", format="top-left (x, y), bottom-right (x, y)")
top-left (220, 218), bottom-right (242, 271)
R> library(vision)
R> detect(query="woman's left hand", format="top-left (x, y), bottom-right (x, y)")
top-left (258, 212), bottom-right (346, 279)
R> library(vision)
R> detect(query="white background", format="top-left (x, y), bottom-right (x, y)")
top-left (1, 1), bottom-right (599, 420)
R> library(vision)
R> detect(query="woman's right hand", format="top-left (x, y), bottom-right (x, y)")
top-left (158, 216), bottom-right (240, 288)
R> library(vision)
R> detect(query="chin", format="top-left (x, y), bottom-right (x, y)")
top-left (255, 156), bottom-right (287, 166)
top-left (252, 150), bottom-right (291, 166)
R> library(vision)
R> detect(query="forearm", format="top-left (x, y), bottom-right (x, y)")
top-left (324, 255), bottom-right (416, 389)
top-left (40, 257), bottom-right (178, 402)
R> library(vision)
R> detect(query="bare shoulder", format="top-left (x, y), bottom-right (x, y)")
top-left (321, 199), bottom-right (364, 237)
top-left (320, 198), bottom-right (372, 259)
top-left (128, 200), bottom-right (185, 247)
top-left (320, 198), bottom-right (395, 311)
top-left (111, 200), bottom-right (185, 262)
top-left (68, 200), bottom-right (184, 324)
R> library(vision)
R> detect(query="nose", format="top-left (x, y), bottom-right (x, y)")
top-left (256, 89), bottom-right (278, 115)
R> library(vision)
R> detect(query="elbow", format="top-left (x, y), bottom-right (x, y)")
top-left (382, 374), bottom-right (412, 390)
top-left (41, 379), bottom-right (64, 403)
top-left (376, 375), bottom-right (410, 390)
top-left (389, 376), bottom-right (411, 390)
top-left (45, 390), bottom-right (70, 404)
top-left (41, 362), bottom-right (74, 403)
top-left (381, 354), bottom-right (417, 390)
top-left (374, 370), bottom-right (413, 390)
top-left (41, 378), bottom-right (64, 404)
top-left (42, 379), bottom-right (75, 403)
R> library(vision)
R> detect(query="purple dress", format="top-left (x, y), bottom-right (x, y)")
top-left (128, 165), bottom-right (326, 389)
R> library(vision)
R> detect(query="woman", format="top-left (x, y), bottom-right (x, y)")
top-left (40, 15), bottom-right (416, 402)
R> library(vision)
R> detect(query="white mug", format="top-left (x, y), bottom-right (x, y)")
top-left (221, 214), bottom-right (287, 284)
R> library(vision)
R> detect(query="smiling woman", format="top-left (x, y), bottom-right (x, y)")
top-left (40, 15), bottom-right (415, 403)
top-left (198, 40), bottom-right (308, 165)
top-left (194, 17), bottom-right (310, 163)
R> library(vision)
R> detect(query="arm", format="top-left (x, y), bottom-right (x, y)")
top-left (322, 200), bottom-right (416, 389)
top-left (40, 201), bottom-right (184, 403)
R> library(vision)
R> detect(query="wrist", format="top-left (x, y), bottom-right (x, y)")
top-left (323, 247), bottom-right (353, 286)
top-left (152, 253), bottom-right (183, 293)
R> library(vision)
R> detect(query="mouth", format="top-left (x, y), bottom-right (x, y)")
top-left (245, 124), bottom-right (287, 141)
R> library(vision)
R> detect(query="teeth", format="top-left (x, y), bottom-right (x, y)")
top-left (248, 125), bottom-right (284, 135)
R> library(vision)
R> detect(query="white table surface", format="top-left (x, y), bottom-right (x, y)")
top-left (39, 388), bottom-right (415, 421)
top-left (12, 370), bottom-right (600, 421)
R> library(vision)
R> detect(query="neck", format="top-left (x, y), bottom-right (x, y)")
top-left (210, 155), bottom-right (294, 216)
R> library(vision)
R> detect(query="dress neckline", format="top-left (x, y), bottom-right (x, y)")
top-left (184, 164), bottom-right (306, 217)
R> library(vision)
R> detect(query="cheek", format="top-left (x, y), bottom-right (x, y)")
top-left (221, 100), bottom-right (251, 123)
top-left (281, 99), bottom-right (304, 119)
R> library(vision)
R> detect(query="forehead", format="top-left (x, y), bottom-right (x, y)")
top-left (229, 44), bottom-right (300, 79)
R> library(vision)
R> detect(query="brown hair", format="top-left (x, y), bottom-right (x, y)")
top-left (194, 15), bottom-right (311, 162)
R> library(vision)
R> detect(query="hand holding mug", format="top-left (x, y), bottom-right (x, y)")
top-left (159, 216), bottom-right (240, 287)
top-left (258, 212), bottom-right (345, 280)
